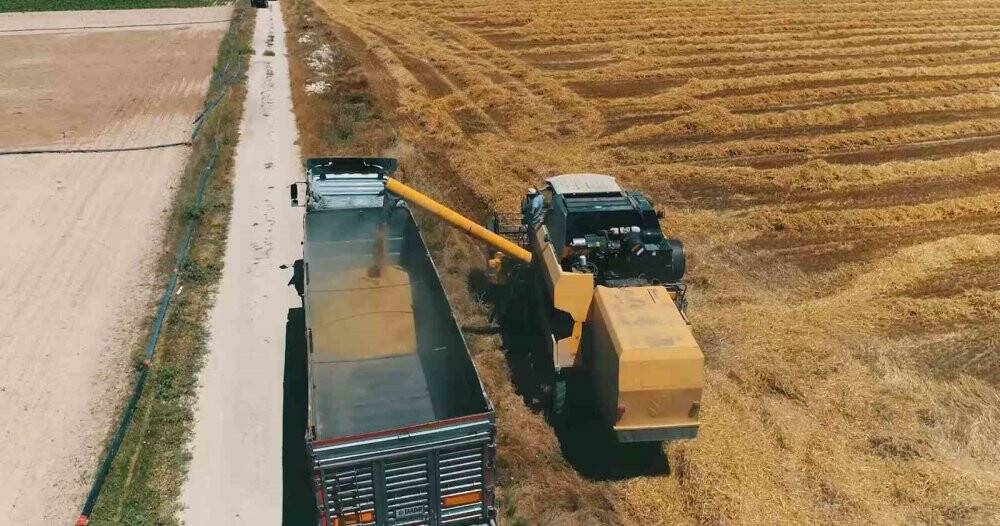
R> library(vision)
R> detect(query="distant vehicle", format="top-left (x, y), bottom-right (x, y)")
top-left (292, 158), bottom-right (497, 526)
top-left (251, 0), bottom-right (268, 8)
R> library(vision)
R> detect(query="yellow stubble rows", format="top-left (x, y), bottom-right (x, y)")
top-left (315, 1), bottom-right (1000, 524)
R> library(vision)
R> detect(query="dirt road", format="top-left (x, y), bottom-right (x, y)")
top-left (183, 3), bottom-right (303, 524)
top-left (0, 7), bottom-right (230, 524)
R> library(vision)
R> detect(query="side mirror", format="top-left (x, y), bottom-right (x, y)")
top-left (290, 182), bottom-right (305, 207)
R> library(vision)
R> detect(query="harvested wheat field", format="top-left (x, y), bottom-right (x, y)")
top-left (297, 0), bottom-right (1000, 524)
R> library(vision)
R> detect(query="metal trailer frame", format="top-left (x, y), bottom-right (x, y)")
top-left (299, 158), bottom-right (496, 526)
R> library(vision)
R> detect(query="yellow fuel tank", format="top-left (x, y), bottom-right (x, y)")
top-left (587, 285), bottom-right (703, 442)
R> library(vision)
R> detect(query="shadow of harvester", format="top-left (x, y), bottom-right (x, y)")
top-left (469, 268), bottom-right (670, 482)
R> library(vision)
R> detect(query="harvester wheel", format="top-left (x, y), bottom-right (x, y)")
top-left (552, 376), bottom-right (567, 416)
top-left (546, 371), bottom-right (572, 422)
top-left (493, 275), bottom-right (532, 350)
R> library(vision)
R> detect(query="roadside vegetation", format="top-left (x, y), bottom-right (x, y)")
top-left (0, 0), bottom-right (227, 12)
top-left (283, 0), bottom-right (394, 158)
top-left (85, 4), bottom-right (254, 524)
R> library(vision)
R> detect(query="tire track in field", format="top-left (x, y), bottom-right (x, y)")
top-left (607, 105), bottom-right (1000, 149)
top-left (671, 168), bottom-right (1000, 213)
top-left (570, 68), bottom-right (1000, 108)
top-left (601, 85), bottom-right (1000, 134)
top-left (621, 123), bottom-right (1000, 168)
top-left (483, 24), bottom-right (1000, 57)
top-left (566, 48), bottom-right (1000, 85)
top-left (597, 74), bottom-right (1000, 115)
top-left (481, 16), bottom-right (1000, 51)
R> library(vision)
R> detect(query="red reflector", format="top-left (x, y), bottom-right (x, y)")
top-left (314, 472), bottom-right (327, 526)
top-left (442, 490), bottom-right (482, 508)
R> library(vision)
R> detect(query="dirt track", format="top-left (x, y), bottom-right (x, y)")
top-left (182, 4), bottom-right (303, 524)
top-left (0, 7), bottom-right (229, 524)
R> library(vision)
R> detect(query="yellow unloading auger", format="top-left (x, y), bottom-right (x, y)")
top-left (383, 177), bottom-right (533, 264)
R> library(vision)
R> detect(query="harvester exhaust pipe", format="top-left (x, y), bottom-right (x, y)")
top-left (384, 177), bottom-right (533, 264)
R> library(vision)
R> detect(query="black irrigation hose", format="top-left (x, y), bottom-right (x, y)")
top-left (0, 142), bottom-right (191, 156)
top-left (75, 8), bottom-right (247, 525)
top-left (191, 71), bottom-right (244, 139)
top-left (2, 13), bottom-right (244, 158)
top-left (76, 137), bottom-right (220, 526)
top-left (190, 14), bottom-right (245, 138)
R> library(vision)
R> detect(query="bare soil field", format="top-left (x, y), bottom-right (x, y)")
top-left (292, 0), bottom-right (1000, 524)
top-left (0, 7), bottom-right (229, 524)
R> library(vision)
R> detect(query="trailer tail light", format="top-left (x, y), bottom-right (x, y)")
top-left (442, 490), bottom-right (482, 508)
top-left (617, 404), bottom-right (626, 422)
top-left (330, 510), bottom-right (374, 526)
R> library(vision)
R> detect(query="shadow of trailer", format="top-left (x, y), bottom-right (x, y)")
top-left (294, 158), bottom-right (496, 526)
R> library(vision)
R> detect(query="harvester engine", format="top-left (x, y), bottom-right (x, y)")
top-left (545, 183), bottom-right (687, 312)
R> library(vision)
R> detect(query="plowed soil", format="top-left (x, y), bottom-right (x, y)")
top-left (0, 7), bottom-right (230, 524)
top-left (301, 1), bottom-right (1000, 524)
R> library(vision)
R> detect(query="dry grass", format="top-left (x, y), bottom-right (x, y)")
top-left (294, 0), bottom-right (1000, 524)
top-left (602, 93), bottom-right (1000, 145)
top-left (284, 4), bottom-right (394, 158)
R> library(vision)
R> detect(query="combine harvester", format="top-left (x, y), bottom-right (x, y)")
top-left (291, 157), bottom-right (703, 525)
top-left (483, 174), bottom-right (703, 442)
